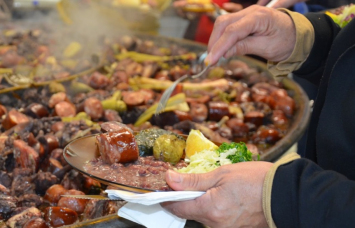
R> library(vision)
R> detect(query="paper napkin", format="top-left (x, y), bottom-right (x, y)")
top-left (105, 189), bottom-right (205, 228)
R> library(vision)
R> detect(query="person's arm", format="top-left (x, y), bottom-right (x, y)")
top-left (293, 13), bottom-right (340, 85)
top-left (257, 0), bottom-right (306, 8)
top-left (267, 158), bottom-right (355, 227)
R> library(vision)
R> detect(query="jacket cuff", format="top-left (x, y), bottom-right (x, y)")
top-left (267, 9), bottom-right (315, 77)
top-left (262, 152), bottom-right (300, 228)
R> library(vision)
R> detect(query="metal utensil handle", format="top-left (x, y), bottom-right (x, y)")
top-left (266, 0), bottom-right (279, 8)
top-left (155, 74), bottom-right (189, 114)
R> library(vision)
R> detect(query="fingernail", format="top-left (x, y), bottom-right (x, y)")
top-left (167, 170), bottom-right (182, 183)
top-left (205, 54), bottom-right (211, 65)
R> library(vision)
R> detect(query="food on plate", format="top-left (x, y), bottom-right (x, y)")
top-left (183, 0), bottom-right (215, 12)
top-left (135, 128), bottom-right (184, 156)
top-left (185, 129), bottom-right (218, 159)
top-left (96, 126), bottom-right (139, 164)
top-left (178, 138), bottom-right (255, 174)
top-left (84, 123), bottom-right (255, 190)
top-left (153, 134), bottom-right (186, 164)
top-left (0, 31), bottom-right (301, 226)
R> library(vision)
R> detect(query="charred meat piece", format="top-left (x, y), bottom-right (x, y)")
top-left (13, 140), bottom-right (39, 172)
top-left (0, 171), bottom-right (12, 188)
top-left (0, 194), bottom-right (17, 219)
top-left (22, 217), bottom-right (48, 228)
top-left (2, 110), bottom-right (30, 130)
top-left (11, 168), bottom-right (35, 197)
top-left (60, 170), bottom-right (85, 191)
top-left (6, 207), bottom-right (42, 228)
top-left (96, 128), bottom-right (139, 164)
top-left (100, 121), bottom-right (133, 134)
top-left (43, 207), bottom-right (78, 227)
top-left (34, 171), bottom-right (59, 195)
top-left (17, 194), bottom-right (43, 208)
top-left (57, 189), bottom-right (88, 214)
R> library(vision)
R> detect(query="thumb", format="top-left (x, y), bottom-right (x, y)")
top-left (165, 170), bottom-right (217, 191)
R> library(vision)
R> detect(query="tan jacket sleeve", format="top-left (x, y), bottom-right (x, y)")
top-left (262, 152), bottom-right (301, 228)
top-left (267, 9), bottom-right (315, 77)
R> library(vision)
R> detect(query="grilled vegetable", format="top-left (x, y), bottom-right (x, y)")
top-left (153, 134), bottom-right (185, 164)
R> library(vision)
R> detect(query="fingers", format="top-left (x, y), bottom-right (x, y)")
top-left (165, 170), bottom-right (219, 191)
top-left (222, 2), bottom-right (243, 13)
top-left (161, 194), bottom-right (209, 221)
top-left (207, 6), bottom-right (271, 64)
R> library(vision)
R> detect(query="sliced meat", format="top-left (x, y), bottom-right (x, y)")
top-left (57, 189), bottom-right (88, 214)
top-left (96, 128), bottom-right (139, 164)
top-left (6, 207), bottom-right (42, 228)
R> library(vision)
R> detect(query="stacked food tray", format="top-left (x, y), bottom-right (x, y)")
top-left (0, 24), bottom-right (310, 227)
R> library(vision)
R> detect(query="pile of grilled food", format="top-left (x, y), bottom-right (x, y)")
top-left (0, 24), bottom-right (297, 227)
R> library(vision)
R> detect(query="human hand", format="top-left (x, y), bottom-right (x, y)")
top-left (205, 5), bottom-right (296, 65)
top-left (222, 2), bottom-right (243, 13)
top-left (257, 0), bottom-right (306, 9)
top-left (162, 161), bottom-right (273, 228)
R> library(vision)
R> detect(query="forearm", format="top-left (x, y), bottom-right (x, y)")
top-left (267, 9), bottom-right (314, 77)
top-left (270, 159), bottom-right (355, 227)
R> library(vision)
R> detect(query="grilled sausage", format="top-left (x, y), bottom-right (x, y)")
top-left (122, 91), bottom-right (145, 107)
top-left (190, 102), bottom-right (208, 123)
top-left (25, 103), bottom-right (49, 119)
top-left (44, 184), bottom-right (67, 204)
top-left (54, 101), bottom-right (76, 117)
top-left (244, 111), bottom-right (264, 128)
top-left (96, 128), bottom-right (139, 164)
top-left (2, 109), bottom-right (30, 130)
top-left (43, 207), bottom-right (78, 227)
top-left (208, 101), bottom-right (230, 121)
top-left (48, 92), bottom-right (68, 108)
top-left (84, 97), bottom-right (103, 120)
top-left (57, 189), bottom-right (88, 214)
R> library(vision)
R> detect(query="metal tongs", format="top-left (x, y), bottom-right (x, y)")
top-left (61, 194), bottom-right (122, 201)
top-left (155, 52), bottom-right (210, 115)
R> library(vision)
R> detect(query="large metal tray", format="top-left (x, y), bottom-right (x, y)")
top-left (68, 34), bottom-right (310, 227)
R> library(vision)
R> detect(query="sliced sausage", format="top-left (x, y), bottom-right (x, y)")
top-left (44, 184), bottom-right (67, 204)
top-left (190, 102), bottom-right (208, 123)
top-left (24, 103), bottom-right (49, 119)
top-left (208, 101), bottom-right (230, 121)
top-left (122, 91), bottom-right (145, 107)
top-left (48, 92), bottom-right (68, 108)
top-left (244, 111), bottom-right (264, 128)
top-left (89, 72), bottom-right (110, 90)
top-left (54, 101), bottom-right (76, 117)
top-left (0, 104), bottom-right (7, 117)
top-left (2, 109), bottom-right (30, 130)
top-left (84, 97), bottom-right (103, 120)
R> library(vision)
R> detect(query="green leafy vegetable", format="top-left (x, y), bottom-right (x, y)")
top-left (217, 142), bottom-right (256, 164)
top-left (178, 142), bottom-right (258, 173)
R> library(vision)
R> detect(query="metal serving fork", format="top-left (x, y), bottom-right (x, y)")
top-left (155, 59), bottom-right (210, 115)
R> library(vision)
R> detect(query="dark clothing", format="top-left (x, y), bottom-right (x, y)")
top-left (307, 0), bottom-right (355, 9)
top-left (271, 14), bottom-right (355, 227)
